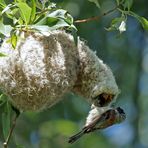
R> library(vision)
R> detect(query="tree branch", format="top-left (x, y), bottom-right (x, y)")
top-left (74, 5), bottom-right (118, 24)
top-left (3, 110), bottom-right (20, 148)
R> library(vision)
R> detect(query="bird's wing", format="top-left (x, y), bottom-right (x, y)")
top-left (83, 110), bottom-right (111, 131)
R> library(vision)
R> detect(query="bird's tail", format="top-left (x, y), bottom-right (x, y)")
top-left (68, 130), bottom-right (84, 144)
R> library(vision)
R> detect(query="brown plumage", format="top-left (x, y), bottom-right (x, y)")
top-left (68, 107), bottom-right (126, 144)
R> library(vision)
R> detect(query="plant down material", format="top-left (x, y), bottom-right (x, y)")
top-left (0, 30), bottom-right (119, 111)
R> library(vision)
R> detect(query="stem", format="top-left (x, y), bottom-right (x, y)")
top-left (74, 5), bottom-right (119, 24)
top-left (3, 111), bottom-right (20, 148)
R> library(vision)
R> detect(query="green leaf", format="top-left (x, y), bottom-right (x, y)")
top-left (48, 19), bottom-right (70, 29)
top-left (116, 0), bottom-right (120, 5)
top-left (64, 12), bottom-right (74, 25)
top-left (0, 94), bottom-right (7, 102)
top-left (106, 17), bottom-right (124, 31)
top-left (17, 2), bottom-right (32, 24)
top-left (30, 25), bottom-right (52, 32)
top-left (0, 21), bottom-right (12, 37)
top-left (11, 33), bottom-right (18, 49)
top-left (47, 17), bottom-right (59, 27)
top-left (35, 0), bottom-right (43, 10)
top-left (0, 52), bottom-right (7, 57)
top-left (71, 28), bottom-right (78, 45)
top-left (130, 12), bottom-right (148, 31)
top-left (0, 0), bottom-right (6, 8)
top-left (2, 102), bottom-right (11, 140)
top-left (36, 9), bottom-right (76, 30)
top-left (0, 94), bottom-right (7, 107)
top-left (139, 17), bottom-right (148, 31)
top-left (88, 0), bottom-right (100, 8)
top-left (36, 9), bottom-right (67, 25)
top-left (123, 0), bottom-right (133, 10)
top-left (47, 9), bottom-right (68, 19)
top-left (30, 0), bottom-right (36, 23)
top-left (2, 4), bottom-right (13, 14)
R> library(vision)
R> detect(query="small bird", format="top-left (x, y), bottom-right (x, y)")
top-left (68, 107), bottom-right (126, 144)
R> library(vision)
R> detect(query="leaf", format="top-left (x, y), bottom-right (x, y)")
top-left (30, 0), bottom-right (36, 23)
top-left (123, 0), bottom-right (133, 10)
top-left (0, 52), bottom-right (7, 57)
top-left (64, 12), bottom-right (74, 25)
top-left (0, 0), bottom-right (6, 8)
top-left (130, 12), bottom-right (148, 31)
top-left (0, 94), bottom-right (7, 107)
top-left (139, 17), bottom-right (148, 31)
top-left (48, 19), bottom-right (70, 30)
top-left (116, 0), bottom-right (120, 5)
top-left (0, 21), bottom-right (12, 37)
top-left (2, 102), bottom-right (11, 140)
top-left (47, 9), bottom-right (68, 19)
top-left (106, 17), bottom-right (124, 31)
top-left (30, 25), bottom-right (53, 32)
top-left (0, 94), bottom-right (7, 102)
top-left (11, 33), bottom-right (18, 49)
top-left (71, 28), bottom-right (78, 45)
top-left (88, 0), bottom-right (100, 8)
top-left (36, 9), bottom-right (76, 30)
top-left (2, 4), bottom-right (13, 14)
top-left (46, 17), bottom-right (59, 27)
top-left (35, 0), bottom-right (43, 10)
top-left (17, 2), bottom-right (32, 24)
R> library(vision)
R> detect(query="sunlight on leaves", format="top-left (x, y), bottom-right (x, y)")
top-left (11, 33), bottom-right (18, 49)
top-left (17, 2), bottom-right (32, 24)
top-left (0, 22), bottom-right (12, 37)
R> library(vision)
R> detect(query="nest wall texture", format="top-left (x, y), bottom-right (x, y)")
top-left (0, 31), bottom-right (119, 111)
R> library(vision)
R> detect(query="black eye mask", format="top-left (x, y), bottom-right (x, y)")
top-left (93, 93), bottom-right (114, 107)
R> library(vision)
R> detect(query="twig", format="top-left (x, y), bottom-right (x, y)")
top-left (75, 5), bottom-right (119, 23)
top-left (3, 111), bottom-right (20, 148)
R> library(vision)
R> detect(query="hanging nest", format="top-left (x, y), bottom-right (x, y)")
top-left (0, 30), bottom-right (119, 112)
top-left (0, 31), bottom-right (79, 111)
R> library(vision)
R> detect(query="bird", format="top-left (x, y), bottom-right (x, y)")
top-left (68, 107), bottom-right (126, 144)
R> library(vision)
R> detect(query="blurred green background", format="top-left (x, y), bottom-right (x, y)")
top-left (0, 0), bottom-right (148, 148)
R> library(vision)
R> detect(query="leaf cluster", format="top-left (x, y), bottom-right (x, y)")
top-left (88, 0), bottom-right (148, 33)
top-left (0, 0), bottom-right (77, 48)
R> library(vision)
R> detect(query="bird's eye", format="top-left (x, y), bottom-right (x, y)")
top-left (117, 107), bottom-right (125, 114)
top-left (93, 93), bottom-right (114, 107)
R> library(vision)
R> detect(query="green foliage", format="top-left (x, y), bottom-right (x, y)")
top-left (0, 94), bottom-right (11, 140)
top-left (0, 0), bottom-right (77, 48)
top-left (129, 12), bottom-right (148, 31)
top-left (0, 52), bottom-right (6, 56)
top-left (87, 0), bottom-right (148, 33)
top-left (106, 16), bottom-right (126, 33)
top-left (115, 0), bottom-right (148, 32)
top-left (88, 0), bottom-right (100, 8)
top-left (0, 0), bottom-right (148, 147)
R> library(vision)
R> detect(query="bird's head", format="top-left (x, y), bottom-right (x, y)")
top-left (115, 107), bottom-right (126, 123)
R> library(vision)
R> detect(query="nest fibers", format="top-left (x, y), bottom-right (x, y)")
top-left (0, 30), bottom-right (119, 112)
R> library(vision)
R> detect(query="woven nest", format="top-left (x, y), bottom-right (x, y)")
top-left (0, 30), bottom-right (119, 112)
